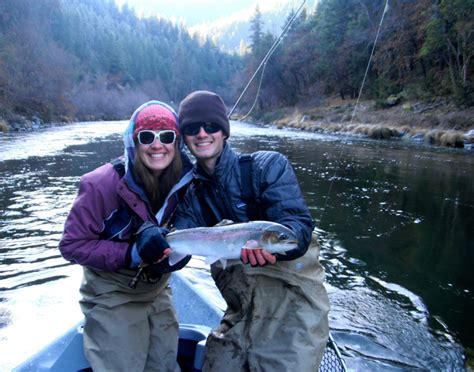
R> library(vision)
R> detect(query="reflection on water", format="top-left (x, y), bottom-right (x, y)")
top-left (0, 122), bottom-right (127, 370)
top-left (0, 121), bottom-right (128, 162)
top-left (0, 121), bottom-right (472, 370)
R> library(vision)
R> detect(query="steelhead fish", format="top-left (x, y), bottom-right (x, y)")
top-left (167, 220), bottom-right (298, 268)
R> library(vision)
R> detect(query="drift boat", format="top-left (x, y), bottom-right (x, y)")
top-left (13, 272), bottom-right (346, 371)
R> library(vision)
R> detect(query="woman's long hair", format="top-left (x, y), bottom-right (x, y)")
top-left (132, 142), bottom-right (183, 213)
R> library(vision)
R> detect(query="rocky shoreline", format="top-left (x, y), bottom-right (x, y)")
top-left (2, 98), bottom-right (474, 150)
top-left (0, 114), bottom-right (72, 134)
top-left (244, 98), bottom-right (474, 150)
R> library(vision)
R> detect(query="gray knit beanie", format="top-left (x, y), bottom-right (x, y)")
top-left (178, 90), bottom-right (230, 137)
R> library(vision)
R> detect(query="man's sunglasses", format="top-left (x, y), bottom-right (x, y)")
top-left (182, 122), bottom-right (221, 136)
top-left (137, 130), bottom-right (177, 146)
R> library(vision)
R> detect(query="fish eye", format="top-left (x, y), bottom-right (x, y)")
top-left (278, 233), bottom-right (289, 240)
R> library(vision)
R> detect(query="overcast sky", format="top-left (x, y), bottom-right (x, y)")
top-left (114, 0), bottom-right (261, 26)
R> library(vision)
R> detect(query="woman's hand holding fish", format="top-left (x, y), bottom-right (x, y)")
top-left (136, 225), bottom-right (171, 264)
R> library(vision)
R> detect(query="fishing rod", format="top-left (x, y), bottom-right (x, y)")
top-left (228, 0), bottom-right (307, 119)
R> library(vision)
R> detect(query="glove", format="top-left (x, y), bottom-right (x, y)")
top-left (148, 255), bottom-right (191, 275)
top-left (133, 223), bottom-right (170, 265)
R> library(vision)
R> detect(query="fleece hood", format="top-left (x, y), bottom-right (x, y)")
top-left (123, 100), bottom-right (179, 174)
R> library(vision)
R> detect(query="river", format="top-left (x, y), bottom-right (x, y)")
top-left (0, 120), bottom-right (472, 371)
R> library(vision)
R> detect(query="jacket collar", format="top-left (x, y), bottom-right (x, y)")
top-left (193, 141), bottom-right (236, 181)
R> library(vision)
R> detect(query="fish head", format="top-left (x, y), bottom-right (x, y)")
top-left (260, 224), bottom-right (298, 253)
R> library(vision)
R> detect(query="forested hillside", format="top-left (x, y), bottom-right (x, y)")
top-left (0, 0), bottom-right (242, 123)
top-left (240, 0), bottom-right (473, 115)
top-left (0, 0), bottom-right (472, 129)
top-left (190, 0), bottom-right (318, 53)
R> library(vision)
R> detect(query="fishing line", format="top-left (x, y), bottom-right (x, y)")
top-left (318, 0), bottom-right (390, 226)
top-left (228, 0), bottom-right (307, 120)
top-left (238, 62), bottom-right (267, 122)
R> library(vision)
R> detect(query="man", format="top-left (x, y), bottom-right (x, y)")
top-left (173, 90), bottom-right (330, 371)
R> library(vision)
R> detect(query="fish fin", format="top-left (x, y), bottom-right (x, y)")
top-left (168, 252), bottom-right (188, 266)
top-left (214, 219), bottom-right (234, 227)
top-left (205, 256), bottom-right (220, 265)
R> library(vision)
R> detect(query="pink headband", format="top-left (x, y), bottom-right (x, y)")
top-left (133, 103), bottom-right (180, 140)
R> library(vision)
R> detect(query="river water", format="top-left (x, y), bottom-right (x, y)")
top-left (0, 120), bottom-right (472, 371)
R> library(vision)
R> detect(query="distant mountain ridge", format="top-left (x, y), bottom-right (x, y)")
top-left (189, 0), bottom-right (317, 53)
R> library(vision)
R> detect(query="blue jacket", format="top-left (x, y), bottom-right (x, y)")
top-left (173, 142), bottom-right (314, 259)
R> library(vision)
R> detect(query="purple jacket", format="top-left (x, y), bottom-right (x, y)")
top-left (59, 100), bottom-right (192, 272)
top-left (59, 160), bottom-right (192, 272)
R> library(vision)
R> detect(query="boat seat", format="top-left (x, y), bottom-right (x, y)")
top-left (178, 324), bottom-right (211, 372)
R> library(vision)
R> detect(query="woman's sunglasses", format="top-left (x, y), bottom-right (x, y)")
top-left (182, 122), bottom-right (221, 136)
top-left (137, 130), bottom-right (177, 146)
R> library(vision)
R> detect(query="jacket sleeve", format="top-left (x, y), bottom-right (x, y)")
top-left (58, 169), bottom-right (129, 271)
top-left (255, 151), bottom-right (314, 260)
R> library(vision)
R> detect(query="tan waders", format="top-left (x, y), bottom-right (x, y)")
top-left (203, 232), bottom-right (330, 372)
top-left (79, 268), bottom-right (181, 372)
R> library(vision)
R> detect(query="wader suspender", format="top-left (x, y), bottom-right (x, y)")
top-left (110, 158), bottom-right (144, 228)
top-left (238, 154), bottom-right (260, 221)
top-left (195, 154), bottom-right (260, 225)
top-left (111, 158), bottom-right (125, 177)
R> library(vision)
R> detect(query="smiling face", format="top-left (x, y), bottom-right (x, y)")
top-left (184, 127), bottom-right (225, 173)
top-left (136, 137), bottom-right (176, 176)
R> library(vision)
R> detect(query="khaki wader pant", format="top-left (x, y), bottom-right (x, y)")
top-left (203, 232), bottom-right (330, 372)
top-left (79, 268), bottom-right (180, 372)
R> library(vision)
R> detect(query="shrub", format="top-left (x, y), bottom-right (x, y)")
top-left (440, 112), bottom-right (474, 130)
top-left (0, 120), bottom-right (9, 132)
top-left (259, 110), bottom-right (285, 123)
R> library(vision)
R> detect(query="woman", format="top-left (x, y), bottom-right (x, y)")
top-left (59, 101), bottom-right (192, 371)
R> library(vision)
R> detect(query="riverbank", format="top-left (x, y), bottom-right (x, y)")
top-left (0, 113), bottom-right (73, 134)
top-left (244, 97), bottom-right (474, 149)
top-left (2, 98), bottom-right (474, 150)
